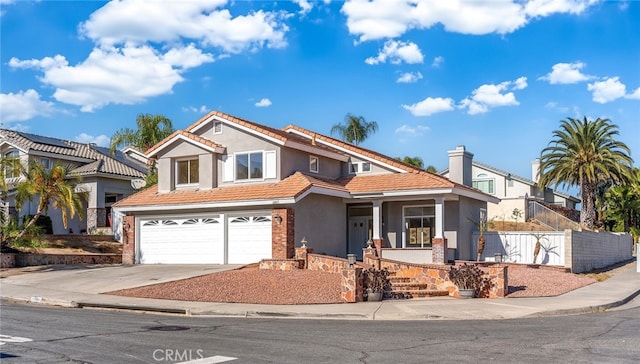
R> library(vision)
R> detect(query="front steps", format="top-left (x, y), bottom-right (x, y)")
top-left (385, 276), bottom-right (450, 299)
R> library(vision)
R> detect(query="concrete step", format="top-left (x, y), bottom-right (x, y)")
top-left (385, 289), bottom-right (450, 299)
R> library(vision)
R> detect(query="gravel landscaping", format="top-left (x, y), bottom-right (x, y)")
top-left (105, 262), bottom-right (627, 304)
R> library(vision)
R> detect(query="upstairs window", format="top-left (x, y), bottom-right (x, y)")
top-left (309, 156), bottom-right (319, 173)
top-left (236, 152), bottom-right (263, 181)
top-left (177, 158), bottom-right (199, 186)
top-left (39, 158), bottom-right (50, 170)
top-left (349, 161), bottom-right (372, 174)
top-left (472, 173), bottom-right (495, 194)
top-left (4, 151), bottom-right (20, 178)
top-left (349, 163), bottom-right (358, 174)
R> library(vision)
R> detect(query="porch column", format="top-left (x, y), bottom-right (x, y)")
top-left (434, 197), bottom-right (444, 238)
top-left (372, 200), bottom-right (383, 255)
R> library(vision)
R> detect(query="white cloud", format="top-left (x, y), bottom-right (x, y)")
top-left (539, 62), bottom-right (592, 84)
top-left (365, 40), bottom-right (423, 65)
top-left (294, 0), bottom-right (313, 15)
top-left (402, 97), bottom-right (454, 116)
top-left (432, 56), bottom-right (444, 68)
top-left (458, 78), bottom-right (526, 115)
top-left (9, 45), bottom-right (214, 112)
top-left (79, 0), bottom-right (288, 53)
top-left (544, 101), bottom-right (569, 113)
top-left (397, 72), bottom-right (423, 83)
top-left (587, 77), bottom-right (627, 103)
top-left (626, 87), bottom-right (640, 100)
top-left (75, 133), bottom-right (110, 147)
top-left (395, 124), bottom-right (430, 136)
top-left (255, 98), bottom-right (272, 107)
top-left (342, 0), bottom-right (597, 42)
top-left (0, 89), bottom-right (55, 122)
top-left (182, 105), bottom-right (209, 113)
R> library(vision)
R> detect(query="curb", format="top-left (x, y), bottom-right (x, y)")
top-left (1, 296), bottom-right (79, 308)
top-left (528, 288), bottom-right (640, 318)
top-left (75, 302), bottom-right (189, 315)
top-left (190, 310), bottom-right (373, 320)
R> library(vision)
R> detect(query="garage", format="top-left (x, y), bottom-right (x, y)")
top-left (227, 215), bottom-right (273, 264)
top-left (138, 216), bottom-right (224, 264)
top-left (137, 213), bottom-right (272, 264)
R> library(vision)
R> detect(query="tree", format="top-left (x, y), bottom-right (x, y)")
top-left (538, 117), bottom-right (633, 229)
top-left (0, 155), bottom-right (25, 248)
top-left (603, 168), bottom-right (640, 232)
top-left (109, 113), bottom-right (175, 154)
top-left (14, 162), bottom-right (85, 241)
top-left (397, 156), bottom-right (424, 168)
top-left (330, 113), bottom-right (378, 145)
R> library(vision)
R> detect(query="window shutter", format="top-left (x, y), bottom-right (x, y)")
top-left (264, 151), bottom-right (276, 179)
top-left (223, 154), bottom-right (234, 182)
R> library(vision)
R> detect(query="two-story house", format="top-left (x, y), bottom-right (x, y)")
top-left (113, 111), bottom-right (499, 265)
top-left (440, 146), bottom-right (580, 223)
top-left (0, 129), bottom-right (148, 235)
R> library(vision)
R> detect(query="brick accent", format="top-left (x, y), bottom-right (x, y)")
top-left (372, 238), bottom-right (383, 257)
top-left (272, 208), bottom-right (294, 259)
top-left (122, 215), bottom-right (135, 265)
top-left (432, 237), bottom-right (447, 264)
top-left (341, 267), bottom-right (364, 302)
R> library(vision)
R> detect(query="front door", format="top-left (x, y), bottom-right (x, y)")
top-left (348, 216), bottom-right (371, 260)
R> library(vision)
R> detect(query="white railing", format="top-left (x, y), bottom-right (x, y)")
top-left (528, 201), bottom-right (580, 231)
top-left (472, 231), bottom-right (565, 266)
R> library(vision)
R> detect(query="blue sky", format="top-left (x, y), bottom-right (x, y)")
top-left (1, 0), bottom-right (638, 189)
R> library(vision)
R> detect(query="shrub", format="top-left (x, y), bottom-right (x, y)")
top-left (363, 267), bottom-right (391, 293)
top-left (449, 263), bottom-right (492, 296)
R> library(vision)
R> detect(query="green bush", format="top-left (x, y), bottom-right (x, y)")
top-left (21, 214), bottom-right (53, 234)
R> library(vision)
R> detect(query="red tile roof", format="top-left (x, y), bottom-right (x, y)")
top-left (145, 130), bottom-right (225, 156)
top-left (340, 173), bottom-right (454, 193)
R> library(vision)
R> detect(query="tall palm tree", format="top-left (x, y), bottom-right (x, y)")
top-left (14, 162), bottom-right (84, 240)
top-left (604, 168), bottom-right (640, 232)
top-left (330, 113), bottom-right (378, 145)
top-left (109, 113), bottom-right (175, 154)
top-left (539, 117), bottom-right (633, 229)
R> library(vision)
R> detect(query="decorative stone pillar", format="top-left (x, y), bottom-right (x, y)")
top-left (272, 208), bottom-right (295, 259)
top-left (341, 267), bottom-right (364, 303)
top-left (488, 264), bottom-right (508, 298)
top-left (295, 246), bottom-right (313, 269)
top-left (432, 237), bottom-right (447, 264)
top-left (122, 215), bottom-right (135, 265)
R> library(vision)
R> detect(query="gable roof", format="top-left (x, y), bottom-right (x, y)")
top-left (146, 130), bottom-right (226, 157)
top-left (0, 129), bottom-right (146, 179)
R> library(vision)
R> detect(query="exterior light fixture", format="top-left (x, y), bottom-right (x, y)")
top-left (301, 237), bottom-right (307, 248)
top-left (347, 254), bottom-right (356, 267)
top-left (274, 214), bottom-right (282, 225)
top-left (494, 253), bottom-right (503, 263)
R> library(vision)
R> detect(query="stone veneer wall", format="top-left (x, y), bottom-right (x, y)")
top-left (14, 254), bottom-right (121, 267)
top-left (307, 253), bottom-right (352, 274)
top-left (1, 253), bottom-right (16, 268)
top-left (259, 259), bottom-right (304, 270)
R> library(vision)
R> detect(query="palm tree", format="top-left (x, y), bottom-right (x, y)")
top-left (397, 156), bottom-right (424, 168)
top-left (330, 113), bottom-right (378, 145)
top-left (603, 168), bottom-right (640, 232)
top-left (539, 117), bottom-right (633, 229)
top-left (14, 162), bottom-right (84, 240)
top-left (468, 210), bottom-right (490, 261)
top-left (109, 113), bottom-right (174, 154)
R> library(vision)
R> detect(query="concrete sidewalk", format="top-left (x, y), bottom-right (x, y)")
top-left (1, 262), bottom-right (638, 320)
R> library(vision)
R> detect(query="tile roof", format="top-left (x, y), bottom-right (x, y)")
top-left (340, 173), bottom-right (454, 193)
top-left (145, 130), bottom-right (226, 156)
top-left (114, 172), bottom-right (348, 208)
top-left (0, 129), bottom-right (147, 179)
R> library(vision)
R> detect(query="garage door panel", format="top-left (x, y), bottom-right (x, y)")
top-left (227, 215), bottom-right (272, 264)
top-left (139, 217), bottom-right (223, 264)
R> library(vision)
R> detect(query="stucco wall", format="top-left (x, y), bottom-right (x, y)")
top-left (452, 197), bottom-right (485, 261)
top-left (565, 230), bottom-right (633, 273)
top-left (280, 146), bottom-right (342, 179)
top-left (293, 194), bottom-right (346, 257)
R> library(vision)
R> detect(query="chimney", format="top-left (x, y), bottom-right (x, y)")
top-left (531, 158), bottom-right (541, 184)
top-left (448, 145), bottom-right (473, 187)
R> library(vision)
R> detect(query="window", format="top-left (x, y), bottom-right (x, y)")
top-left (473, 173), bottom-right (495, 194)
top-left (362, 162), bottom-right (371, 172)
top-left (349, 163), bottom-right (358, 174)
top-left (39, 158), bottom-right (50, 170)
top-left (213, 120), bottom-right (222, 134)
top-left (404, 206), bottom-right (435, 248)
top-left (235, 152), bottom-right (263, 181)
top-left (4, 151), bottom-right (19, 178)
top-left (177, 158), bottom-right (199, 185)
top-left (349, 161), bottom-right (372, 174)
top-left (309, 156), bottom-right (318, 173)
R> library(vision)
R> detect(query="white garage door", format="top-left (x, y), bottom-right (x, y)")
top-left (227, 215), bottom-right (272, 264)
top-left (139, 217), bottom-right (223, 264)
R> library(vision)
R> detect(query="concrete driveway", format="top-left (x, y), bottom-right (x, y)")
top-left (1, 264), bottom-right (243, 294)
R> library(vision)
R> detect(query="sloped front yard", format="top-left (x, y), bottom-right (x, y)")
top-left (107, 264), bottom-right (606, 304)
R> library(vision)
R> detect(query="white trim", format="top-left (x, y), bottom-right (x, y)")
top-left (114, 197), bottom-right (297, 213)
top-left (213, 120), bottom-right (222, 134)
top-left (234, 150), bottom-right (266, 182)
top-left (265, 150), bottom-right (277, 179)
top-left (295, 186), bottom-right (352, 201)
top-left (192, 114), bottom-right (285, 146)
top-left (309, 155), bottom-right (319, 173)
top-left (285, 128), bottom-right (408, 173)
top-left (175, 157), bottom-right (200, 187)
top-left (147, 134), bottom-right (225, 158)
top-left (402, 204), bottom-right (436, 248)
top-left (284, 140), bottom-right (349, 162)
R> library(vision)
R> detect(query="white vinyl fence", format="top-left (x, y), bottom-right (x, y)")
top-left (472, 231), bottom-right (565, 266)
top-left (472, 230), bottom-right (633, 272)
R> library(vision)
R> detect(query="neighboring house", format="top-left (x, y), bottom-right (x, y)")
top-left (440, 146), bottom-right (580, 222)
top-left (114, 111), bottom-right (499, 265)
top-left (0, 129), bottom-right (148, 235)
